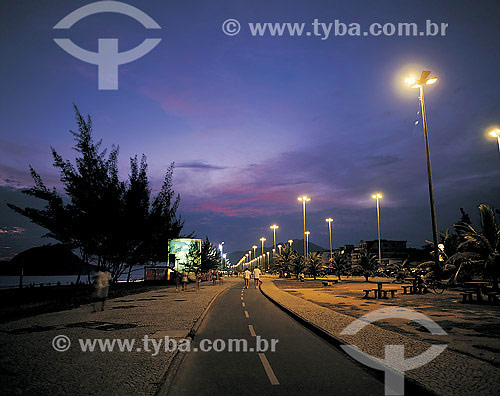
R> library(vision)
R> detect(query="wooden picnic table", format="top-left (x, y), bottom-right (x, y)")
top-left (464, 281), bottom-right (490, 302)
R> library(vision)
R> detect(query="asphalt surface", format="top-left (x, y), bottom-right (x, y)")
top-left (166, 280), bottom-right (396, 396)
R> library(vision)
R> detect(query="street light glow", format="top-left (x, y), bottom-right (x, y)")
top-left (405, 71), bottom-right (437, 88)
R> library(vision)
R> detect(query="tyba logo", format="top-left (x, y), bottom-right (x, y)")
top-left (53, 1), bottom-right (161, 90)
top-left (340, 307), bottom-right (447, 396)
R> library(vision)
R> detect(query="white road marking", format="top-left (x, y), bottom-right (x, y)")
top-left (242, 302), bottom-right (245, 307)
top-left (244, 310), bottom-right (249, 318)
top-left (241, 297), bottom-right (244, 301)
top-left (258, 353), bottom-right (280, 385)
top-left (248, 324), bottom-right (256, 337)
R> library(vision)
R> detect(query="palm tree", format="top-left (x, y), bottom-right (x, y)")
top-left (291, 253), bottom-right (306, 279)
top-left (332, 251), bottom-right (349, 281)
top-left (272, 244), bottom-right (296, 277)
top-left (454, 204), bottom-right (500, 289)
top-left (306, 252), bottom-right (325, 280)
top-left (352, 249), bottom-right (378, 281)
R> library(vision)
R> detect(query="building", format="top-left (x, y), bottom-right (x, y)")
top-left (358, 239), bottom-right (408, 264)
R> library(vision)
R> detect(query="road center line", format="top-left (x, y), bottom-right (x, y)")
top-left (242, 302), bottom-right (245, 307)
top-left (241, 297), bottom-right (244, 301)
top-left (248, 324), bottom-right (256, 337)
top-left (258, 353), bottom-right (280, 385)
top-left (244, 310), bottom-right (249, 318)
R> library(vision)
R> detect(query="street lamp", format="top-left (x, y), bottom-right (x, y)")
top-left (305, 231), bottom-right (311, 258)
top-left (270, 225), bottom-right (279, 251)
top-left (278, 244), bottom-right (282, 254)
top-left (325, 218), bottom-right (334, 263)
top-left (371, 193), bottom-right (383, 265)
top-left (288, 239), bottom-right (293, 246)
top-left (488, 128), bottom-right (500, 152)
top-left (260, 237), bottom-right (266, 255)
top-left (298, 196), bottom-right (311, 264)
top-left (266, 251), bottom-right (270, 270)
top-left (252, 246), bottom-right (257, 261)
top-left (405, 70), bottom-right (440, 274)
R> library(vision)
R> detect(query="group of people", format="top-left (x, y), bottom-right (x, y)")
top-left (243, 267), bottom-right (261, 289)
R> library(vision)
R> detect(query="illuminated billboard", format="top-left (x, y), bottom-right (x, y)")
top-left (168, 238), bottom-right (202, 271)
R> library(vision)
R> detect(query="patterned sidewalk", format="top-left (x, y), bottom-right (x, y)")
top-left (260, 277), bottom-right (500, 396)
top-left (0, 278), bottom-right (238, 396)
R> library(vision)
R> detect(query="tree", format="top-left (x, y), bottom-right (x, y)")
top-left (185, 240), bottom-right (202, 274)
top-left (291, 253), bottom-right (306, 279)
top-left (8, 105), bottom-right (183, 281)
top-left (306, 252), bottom-right (325, 279)
top-left (199, 237), bottom-right (222, 272)
top-left (454, 204), bottom-right (500, 289)
top-left (352, 249), bottom-right (378, 281)
top-left (272, 244), bottom-right (296, 277)
top-left (332, 251), bottom-right (349, 281)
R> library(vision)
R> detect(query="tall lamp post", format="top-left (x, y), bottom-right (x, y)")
top-left (288, 239), bottom-right (293, 246)
top-left (278, 244), bottom-right (282, 255)
top-left (270, 225), bottom-right (279, 251)
top-left (252, 246), bottom-right (257, 261)
top-left (298, 196), bottom-right (311, 265)
top-left (488, 128), bottom-right (500, 152)
top-left (266, 251), bottom-right (270, 270)
top-left (371, 193), bottom-right (383, 265)
top-left (260, 237), bottom-right (266, 257)
top-left (325, 218), bottom-right (334, 263)
top-left (305, 231), bottom-right (311, 258)
top-left (405, 71), bottom-right (440, 274)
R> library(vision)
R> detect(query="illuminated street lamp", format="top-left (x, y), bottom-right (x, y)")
top-left (305, 231), bottom-right (311, 258)
top-left (325, 218), bottom-right (334, 263)
top-left (488, 128), bottom-right (500, 152)
top-left (371, 193), bottom-right (383, 265)
top-left (260, 237), bottom-right (266, 255)
top-left (252, 246), bottom-right (257, 260)
top-left (405, 70), bottom-right (440, 274)
top-left (270, 225), bottom-right (279, 251)
top-left (266, 251), bottom-right (270, 270)
top-left (298, 196), bottom-right (311, 264)
top-left (278, 244), bottom-right (282, 254)
top-left (288, 239), bottom-right (293, 246)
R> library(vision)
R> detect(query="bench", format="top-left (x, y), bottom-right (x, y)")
top-left (362, 289), bottom-right (373, 299)
top-left (401, 285), bottom-right (413, 294)
top-left (460, 292), bottom-right (474, 303)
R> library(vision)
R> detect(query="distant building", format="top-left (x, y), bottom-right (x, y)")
top-left (358, 239), bottom-right (408, 265)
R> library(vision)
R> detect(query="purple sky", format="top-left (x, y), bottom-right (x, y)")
top-left (1, 0), bottom-right (500, 261)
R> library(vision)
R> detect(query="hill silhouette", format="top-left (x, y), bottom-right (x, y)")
top-left (0, 244), bottom-right (96, 276)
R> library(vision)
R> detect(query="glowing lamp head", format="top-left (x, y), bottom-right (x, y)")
top-left (489, 129), bottom-right (500, 137)
top-left (372, 193), bottom-right (383, 199)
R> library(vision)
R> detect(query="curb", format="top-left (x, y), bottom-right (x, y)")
top-left (155, 284), bottom-right (232, 396)
top-left (259, 279), bottom-right (437, 396)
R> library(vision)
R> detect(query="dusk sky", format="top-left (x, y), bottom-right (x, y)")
top-left (1, 0), bottom-right (499, 261)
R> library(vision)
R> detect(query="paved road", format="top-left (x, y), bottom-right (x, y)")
top-left (166, 280), bottom-right (394, 396)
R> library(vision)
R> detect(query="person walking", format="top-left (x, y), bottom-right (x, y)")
top-left (181, 270), bottom-right (188, 291)
top-left (244, 268), bottom-right (251, 289)
top-left (253, 267), bottom-right (261, 289)
top-left (92, 270), bottom-right (111, 312)
top-left (196, 270), bottom-right (201, 291)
